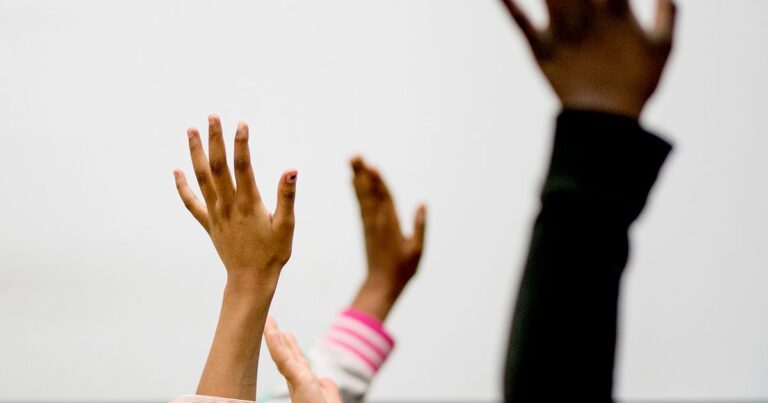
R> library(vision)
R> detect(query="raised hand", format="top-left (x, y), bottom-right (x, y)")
top-left (173, 115), bottom-right (297, 400)
top-left (265, 317), bottom-right (342, 403)
top-left (174, 115), bottom-right (297, 286)
top-left (349, 156), bottom-right (426, 321)
top-left (501, 0), bottom-right (678, 118)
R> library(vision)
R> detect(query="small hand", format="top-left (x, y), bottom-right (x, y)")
top-left (265, 317), bottom-right (342, 403)
top-left (349, 156), bottom-right (426, 320)
top-left (174, 115), bottom-right (297, 287)
top-left (173, 115), bottom-right (298, 399)
top-left (501, 0), bottom-right (678, 118)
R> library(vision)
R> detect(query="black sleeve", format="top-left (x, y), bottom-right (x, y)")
top-left (503, 110), bottom-right (672, 402)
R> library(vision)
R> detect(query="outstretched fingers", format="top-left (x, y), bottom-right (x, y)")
top-left (350, 155), bottom-right (365, 175)
top-left (173, 169), bottom-right (210, 232)
top-left (351, 156), bottom-right (374, 205)
top-left (264, 318), bottom-right (294, 376)
top-left (284, 332), bottom-right (309, 367)
top-left (366, 167), bottom-right (392, 201)
top-left (350, 156), bottom-right (405, 238)
top-left (207, 115), bottom-right (236, 208)
top-left (233, 122), bottom-right (262, 209)
top-left (351, 156), bottom-right (391, 203)
top-left (187, 128), bottom-right (218, 208)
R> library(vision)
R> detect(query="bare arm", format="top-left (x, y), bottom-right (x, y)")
top-left (173, 115), bottom-right (297, 400)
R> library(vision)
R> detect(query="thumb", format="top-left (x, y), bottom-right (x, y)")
top-left (273, 169), bottom-right (298, 233)
top-left (410, 204), bottom-right (427, 254)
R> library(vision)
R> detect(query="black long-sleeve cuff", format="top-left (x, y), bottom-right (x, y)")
top-left (543, 109), bottom-right (673, 224)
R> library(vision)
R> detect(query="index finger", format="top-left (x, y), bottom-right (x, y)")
top-left (187, 128), bottom-right (217, 208)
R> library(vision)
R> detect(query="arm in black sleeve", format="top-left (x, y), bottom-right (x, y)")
top-left (503, 110), bottom-right (672, 402)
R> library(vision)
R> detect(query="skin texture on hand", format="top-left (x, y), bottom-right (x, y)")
top-left (349, 156), bottom-right (427, 321)
top-left (265, 317), bottom-right (342, 403)
top-left (501, 0), bottom-right (678, 119)
top-left (173, 115), bottom-right (298, 400)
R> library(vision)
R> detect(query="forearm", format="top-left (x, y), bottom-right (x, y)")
top-left (504, 110), bottom-right (672, 400)
top-left (197, 276), bottom-right (277, 400)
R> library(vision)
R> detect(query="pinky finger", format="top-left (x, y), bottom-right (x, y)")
top-left (174, 169), bottom-right (210, 233)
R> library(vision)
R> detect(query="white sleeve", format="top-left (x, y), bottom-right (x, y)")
top-left (259, 309), bottom-right (396, 403)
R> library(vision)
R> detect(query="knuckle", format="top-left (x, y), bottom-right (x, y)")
top-left (216, 203), bottom-right (232, 219)
top-left (209, 160), bottom-right (225, 177)
top-left (236, 201), bottom-right (252, 215)
top-left (234, 158), bottom-right (250, 173)
top-left (282, 189), bottom-right (296, 201)
top-left (194, 170), bottom-right (209, 185)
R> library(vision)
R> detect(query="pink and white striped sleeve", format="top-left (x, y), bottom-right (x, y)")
top-left (322, 308), bottom-right (395, 376)
top-left (260, 308), bottom-right (396, 403)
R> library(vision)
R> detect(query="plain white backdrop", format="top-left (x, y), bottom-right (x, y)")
top-left (0, 0), bottom-right (766, 401)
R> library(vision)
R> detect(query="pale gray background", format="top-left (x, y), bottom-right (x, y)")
top-left (0, 0), bottom-right (766, 401)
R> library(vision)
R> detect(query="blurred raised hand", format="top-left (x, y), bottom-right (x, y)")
top-left (501, 0), bottom-right (678, 118)
top-left (349, 156), bottom-right (427, 321)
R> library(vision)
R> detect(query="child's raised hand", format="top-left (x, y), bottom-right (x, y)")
top-left (173, 115), bottom-right (297, 288)
top-left (173, 115), bottom-right (298, 399)
top-left (349, 156), bottom-right (426, 320)
top-left (264, 317), bottom-right (342, 403)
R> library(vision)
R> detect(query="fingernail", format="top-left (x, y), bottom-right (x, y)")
top-left (208, 115), bottom-right (216, 126)
top-left (187, 128), bottom-right (195, 139)
top-left (287, 172), bottom-right (297, 184)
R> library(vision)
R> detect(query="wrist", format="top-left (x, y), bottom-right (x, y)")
top-left (365, 273), bottom-right (410, 298)
top-left (350, 276), bottom-right (406, 321)
top-left (561, 93), bottom-right (645, 120)
top-left (224, 269), bottom-right (280, 300)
